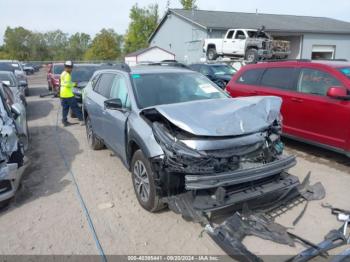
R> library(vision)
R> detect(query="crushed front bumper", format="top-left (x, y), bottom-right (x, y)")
top-left (185, 155), bottom-right (296, 190)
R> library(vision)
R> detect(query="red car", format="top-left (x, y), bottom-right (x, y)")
top-left (47, 63), bottom-right (64, 94)
top-left (226, 60), bottom-right (350, 157)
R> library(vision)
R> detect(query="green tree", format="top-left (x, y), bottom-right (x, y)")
top-left (27, 32), bottom-right (49, 61)
top-left (84, 29), bottom-right (122, 61)
top-left (123, 4), bottom-right (159, 54)
top-left (67, 33), bottom-right (91, 60)
top-left (3, 26), bottom-right (32, 60)
top-left (180, 0), bottom-right (197, 10)
top-left (44, 30), bottom-right (68, 60)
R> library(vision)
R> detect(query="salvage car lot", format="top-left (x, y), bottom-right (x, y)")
top-left (0, 69), bottom-right (349, 258)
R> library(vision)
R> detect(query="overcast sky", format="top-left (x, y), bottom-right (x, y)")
top-left (1, 0), bottom-right (350, 43)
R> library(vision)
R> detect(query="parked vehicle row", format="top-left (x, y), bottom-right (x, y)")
top-left (0, 60), bottom-right (29, 96)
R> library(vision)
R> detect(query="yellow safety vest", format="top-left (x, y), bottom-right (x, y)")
top-left (60, 71), bottom-right (74, 98)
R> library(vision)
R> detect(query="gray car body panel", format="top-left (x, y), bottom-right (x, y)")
top-left (0, 86), bottom-right (24, 202)
top-left (148, 96), bottom-right (282, 137)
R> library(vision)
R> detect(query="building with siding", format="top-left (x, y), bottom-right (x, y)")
top-left (149, 9), bottom-right (350, 64)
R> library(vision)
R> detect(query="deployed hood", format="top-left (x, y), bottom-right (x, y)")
top-left (147, 96), bottom-right (282, 137)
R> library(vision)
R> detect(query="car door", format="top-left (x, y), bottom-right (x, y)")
top-left (289, 67), bottom-right (349, 149)
top-left (87, 73), bottom-right (114, 139)
top-left (103, 74), bottom-right (131, 160)
top-left (232, 30), bottom-right (246, 55)
top-left (222, 30), bottom-right (235, 54)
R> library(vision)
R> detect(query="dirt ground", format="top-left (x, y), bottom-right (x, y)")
top-left (0, 69), bottom-right (349, 259)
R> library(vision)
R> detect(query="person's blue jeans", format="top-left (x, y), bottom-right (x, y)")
top-left (61, 97), bottom-right (83, 122)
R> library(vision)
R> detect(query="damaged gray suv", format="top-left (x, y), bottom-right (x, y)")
top-left (82, 65), bottom-right (298, 213)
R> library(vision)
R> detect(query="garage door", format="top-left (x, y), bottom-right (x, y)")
top-left (312, 45), bottom-right (335, 60)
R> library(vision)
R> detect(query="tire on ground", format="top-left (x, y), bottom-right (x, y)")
top-left (86, 116), bottom-right (104, 150)
top-left (131, 149), bottom-right (165, 212)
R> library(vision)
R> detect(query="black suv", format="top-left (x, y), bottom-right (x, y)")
top-left (189, 63), bottom-right (236, 89)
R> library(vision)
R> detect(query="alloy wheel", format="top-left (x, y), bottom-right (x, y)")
top-left (133, 160), bottom-right (150, 203)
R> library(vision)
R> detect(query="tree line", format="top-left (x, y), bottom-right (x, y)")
top-left (0, 0), bottom-right (197, 61)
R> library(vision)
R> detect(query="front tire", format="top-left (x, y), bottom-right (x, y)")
top-left (207, 48), bottom-right (218, 61)
top-left (131, 150), bottom-right (165, 212)
top-left (86, 116), bottom-right (104, 150)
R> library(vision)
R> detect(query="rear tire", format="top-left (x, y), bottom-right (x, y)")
top-left (207, 48), bottom-right (218, 61)
top-left (86, 116), bottom-right (104, 150)
top-left (245, 48), bottom-right (259, 63)
top-left (131, 150), bottom-right (165, 212)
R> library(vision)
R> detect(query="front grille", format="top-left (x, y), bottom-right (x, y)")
top-left (0, 180), bottom-right (12, 194)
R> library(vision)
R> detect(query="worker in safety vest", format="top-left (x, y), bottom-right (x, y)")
top-left (60, 61), bottom-right (84, 126)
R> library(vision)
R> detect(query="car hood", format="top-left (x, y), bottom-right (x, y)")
top-left (145, 96), bottom-right (282, 137)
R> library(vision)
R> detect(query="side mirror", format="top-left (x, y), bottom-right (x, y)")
top-left (11, 104), bottom-right (21, 119)
top-left (19, 80), bottom-right (27, 87)
top-left (327, 86), bottom-right (350, 100)
top-left (1, 80), bottom-right (10, 87)
top-left (104, 98), bottom-right (123, 110)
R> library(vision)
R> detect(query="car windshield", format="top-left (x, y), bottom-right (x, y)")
top-left (53, 65), bottom-right (64, 75)
top-left (71, 66), bottom-right (98, 82)
top-left (0, 73), bottom-right (16, 86)
top-left (0, 63), bottom-right (16, 73)
top-left (211, 65), bottom-right (236, 75)
top-left (338, 67), bottom-right (350, 79)
top-left (131, 72), bottom-right (228, 109)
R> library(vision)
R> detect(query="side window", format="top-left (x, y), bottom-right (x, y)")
top-left (199, 66), bottom-right (211, 76)
top-left (298, 68), bottom-right (342, 96)
top-left (235, 30), bottom-right (246, 40)
top-left (91, 74), bottom-right (101, 90)
top-left (261, 68), bottom-right (297, 91)
top-left (94, 73), bottom-right (115, 98)
top-left (110, 75), bottom-right (131, 108)
top-left (226, 30), bottom-right (235, 39)
top-left (236, 69), bottom-right (264, 85)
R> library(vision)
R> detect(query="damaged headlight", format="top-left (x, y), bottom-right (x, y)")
top-left (152, 122), bottom-right (203, 158)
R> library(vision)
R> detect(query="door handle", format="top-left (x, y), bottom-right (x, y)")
top-left (291, 97), bottom-right (303, 103)
top-left (248, 91), bottom-right (258, 95)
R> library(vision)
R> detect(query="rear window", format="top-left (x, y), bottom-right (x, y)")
top-left (236, 69), bottom-right (264, 85)
top-left (0, 73), bottom-right (16, 86)
top-left (338, 67), bottom-right (350, 79)
top-left (0, 63), bottom-right (16, 73)
top-left (53, 65), bottom-right (64, 75)
top-left (261, 68), bottom-right (296, 90)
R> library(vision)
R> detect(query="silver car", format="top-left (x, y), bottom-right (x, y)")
top-left (83, 65), bottom-right (298, 214)
top-left (0, 72), bottom-right (28, 151)
top-left (0, 84), bottom-right (25, 204)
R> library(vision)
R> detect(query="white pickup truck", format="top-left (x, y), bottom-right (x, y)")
top-left (203, 28), bottom-right (290, 63)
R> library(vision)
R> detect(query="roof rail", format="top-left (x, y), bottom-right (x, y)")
top-left (99, 62), bottom-right (131, 73)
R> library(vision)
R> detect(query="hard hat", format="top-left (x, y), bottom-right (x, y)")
top-left (64, 60), bottom-right (73, 68)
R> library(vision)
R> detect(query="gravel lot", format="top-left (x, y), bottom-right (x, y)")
top-left (0, 69), bottom-right (349, 259)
